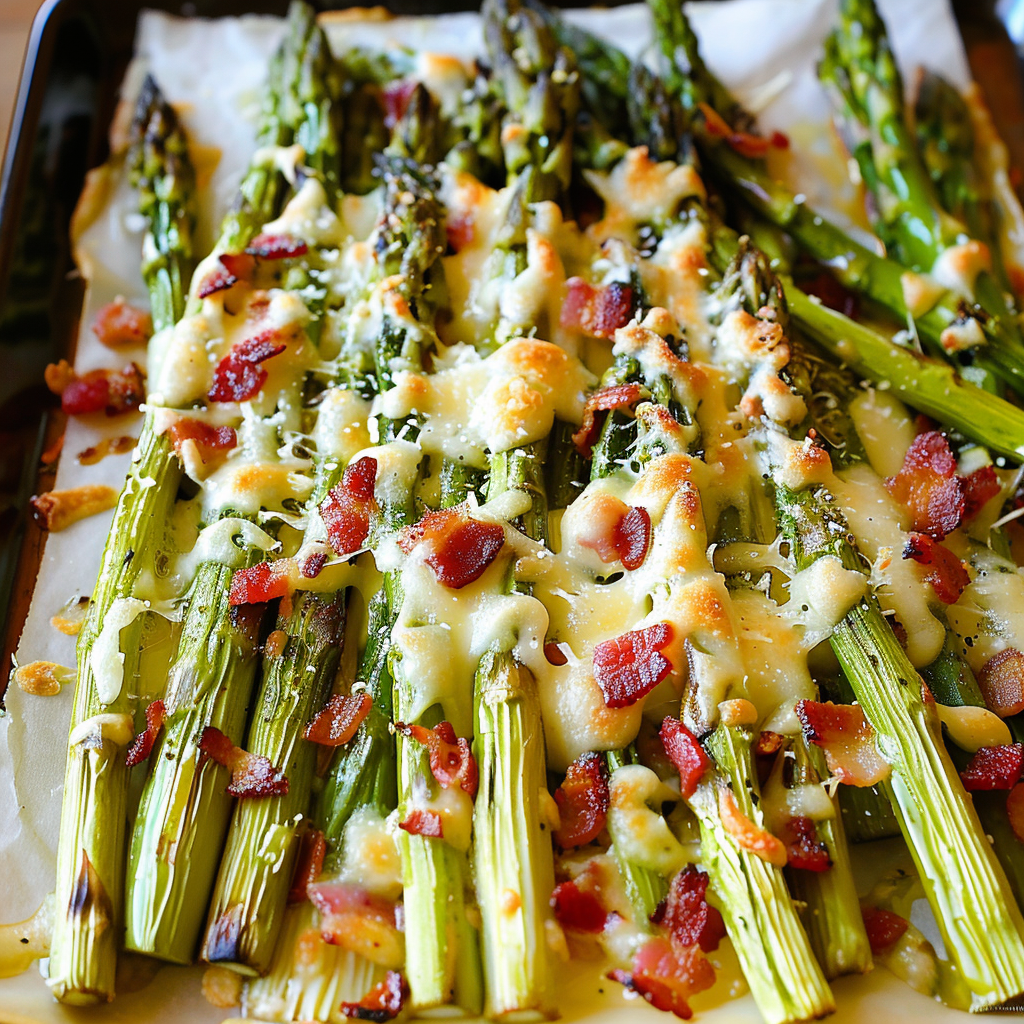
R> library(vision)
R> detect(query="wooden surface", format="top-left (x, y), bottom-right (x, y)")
top-left (0, 0), bottom-right (44, 165)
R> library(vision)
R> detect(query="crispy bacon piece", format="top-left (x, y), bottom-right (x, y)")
top-left (653, 866), bottom-right (726, 954)
top-left (51, 362), bottom-right (146, 417)
top-left (755, 730), bottom-right (787, 757)
top-left (167, 418), bottom-right (237, 460)
top-left (92, 298), bottom-right (151, 347)
top-left (319, 456), bottom-right (378, 556)
top-left (245, 233), bottom-right (308, 259)
top-left (395, 720), bottom-right (478, 797)
top-left (1008, 783), bottom-right (1024, 843)
top-left (398, 506), bottom-right (506, 590)
top-left (885, 431), bottom-right (965, 540)
top-left (959, 743), bottom-right (1024, 790)
top-left (304, 693), bottom-right (372, 747)
top-left (288, 828), bottom-right (326, 904)
top-left (614, 505), bottom-right (652, 571)
top-left (659, 718), bottom-right (710, 800)
top-left (718, 788), bottom-right (787, 866)
top-left (208, 331), bottom-right (288, 403)
top-left (544, 641), bottom-right (568, 666)
top-left (308, 881), bottom-right (403, 967)
top-left (399, 809), bottom-right (444, 838)
top-left (31, 484), bottom-right (118, 532)
top-left (560, 278), bottom-right (634, 339)
top-left (126, 700), bottom-right (166, 767)
top-left (553, 751), bottom-right (610, 849)
top-left (197, 252), bottom-right (256, 298)
top-left (199, 726), bottom-right (289, 798)
top-left (301, 550), bottom-right (328, 579)
top-left (446, 212), bottom-right (474, 252)
top-left (698, 102), bottom-right (784, 160)
top-left (229, 561), bottom-right (290, 606)
top-left (963, 465), bottom-right (1001, 519)
top-left (861, 906), bottom-right (908, 954)
top-left (382, 80), bottom-right (416, 128)
top-left (779, 816), bottom-right (831, 872)
top-left (801, 272), bottom-right (859, 320)
top-left (593, 623), bottom-right (674, 709)
top-left (796, 699), bottom-right (891, 787)
top-left (902, 532), bottom-right (970, 604)
top-left (340, 971), bottom-right (408, 1022)
top-left (978, 649), bottom-right (1024, 718)
top-left (572, 382), bottom-right (644, 458)
top-left (550, 878), bottom-right (609, 933)
top-left (609, 937), bottom-right (716, 1021)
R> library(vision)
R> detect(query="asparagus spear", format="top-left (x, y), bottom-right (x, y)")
top-left (46, 77), bottom-right (196, 1005)
top-left (726, 238), bottom-right (1024, 1009)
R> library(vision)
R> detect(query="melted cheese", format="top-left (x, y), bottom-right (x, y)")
top-left (261, 177), bottom-right (346, 248)
top-left (606, 765), bottom-right (688, 876)
top-left (336, 808), bottom-right (403, 900)
top-left (931, 240), bottom-right (992, 302)
top-left (68, 712), bottom-right (135, 749)
top-left (90, 597), bottom-right (149, 705)
top-left (936, 704), bottom-right (1012, 752)
top-left (312, 388), bottom-right (372, 463)
top-left (849, 389), bottom-right (915, 479)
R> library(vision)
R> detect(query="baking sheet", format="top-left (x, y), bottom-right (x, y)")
top-left (0, 1), bottom-right (1002, 1021)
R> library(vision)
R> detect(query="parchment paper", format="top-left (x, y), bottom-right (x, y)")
top-left (0, 2), bottom-right (999, 1021)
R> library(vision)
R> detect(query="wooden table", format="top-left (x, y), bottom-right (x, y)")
top-left (0, 1), bottom-right (44, 164)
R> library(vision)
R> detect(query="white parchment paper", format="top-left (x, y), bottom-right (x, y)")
top-left (0, 2), bottom-right (1003, 1021)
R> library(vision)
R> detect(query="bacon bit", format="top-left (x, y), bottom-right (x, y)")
top-left (653, 866), bottom-right (726, 954)
top-left (1008, 783), bottom-right (1024, 843)
top-left (288, 828), bottom-right (327, 904)
top-left (717, 788), bottom-right (787, 866)
top-left (382, 80), bottom-right (416, 129)
top-left (615, 506), bottom-right (652, 570)
top-left (304, 693), bottom-right (373, 747)
top-left (197, 251), bottom-right (256, 298)
top-left (963, 465), bottom-right (1001, 520)
top-left (198, 726), bottom-right (289, 798)
top-left (12, 660), bottom-right (73, 696)
top-left (553, 751), bottom-right (610, 849)
top-left (756, 730), bottom-right (787, 757)
top-left (770, 130), bottom-right (790, 149)
top-left (659, 718), bottom-right (710, 800)
top-left (446, 212), bottom-right (474, 252)
top-left (398, 506), bottom-right (506, 590)
top-left (861, 906), bottom-right (908, 954)
top-left (229, 561), bottom-right (290, 606)
top-left (550, 879), bottom-right (608, 933)
top-left (959, 743), bottom-right (1024, 790)
top-left (609, 937), bottom-right (716, 1021)
top-left (698, 101), bottom-right (772, 159)
top-left (572, 382), bottom-right (644, 458)
top-left (978, 649), bottom-right (1024, 718)
top-left (308, 881), bottom-right (403, 967)
top-left (48, 362), bottom-right (146, 417)
top-left (395, 720), bottom-right (478, 797)
top-left (801, 272), bottom-right (859, 320)
top-left (796, 699), bottom-right (891, 787)
top-left (31, 484), bottom-right (118, 532)
top-left (301, 551), bottom-right (329, 579)
top-left (208, 330), bottom-right (288, 403)
top-left (544, 641), bottom-right (568, 666)
top-left (92, 298), bottom-right (151, 348)
top-left (885, 431), bottom-right (965, 540)
top-left (902, 532), bottom-right (970, 604)
top-left (126, 700), bottom-right (166, 767)
top-left (167, 418), bottom-right (237, 461)
top-left (319, 456), bottom-right (378, 557)
top-left (245, 233), bottom-right (308, 259)
top-left (560, 278), bottom-right (634, 339)
top-left (340, 971), bottom-right (408, 1022)
top-left (779, 816), bottom-right (831, 872)
top-left (399, 808), bottom-right (444, 838)
top-left (77, 435), bottom-right (136, 465)
top-left (593, 623), bottom-right (674, 709)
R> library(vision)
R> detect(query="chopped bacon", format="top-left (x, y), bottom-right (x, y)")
top-left (560, 278), bottom-right (634, 339)
top-left (288, 828), bottom-right (326, 904)
top-left (550, 879), bottom-right (608, 933)
top-left (245, 233), bottom-right (308, 259)
top-left (609, 937), bottom-right (716, 1021)
top-left (801, 272), bottom-right (859, 320)
top-left (553, 751), bottom-right (610, 849)
top-left (718, 788), bottom-right (787, 866)
top-left (861, 906), bottom-right (908, 954)
top-left (653, 866), bottom-right (726, 954)
top-left (208, 330), bottom-right (288, 403)
top-left (301, 551), bottom-right (328, 579)
top-left (978, 649), bottom-right (1024, 718)
top-left (126, 700), bottom-right (166, 767)
top-left (340, 971), bottom-right (408, 1022)
top-left (446, 212), bottom-right (474, 252)
top-left (577, 498), bottom-right (652, 570)
top-left (615, 505), bottom-right (652, 570)
top-left (593, 623), bottom-right (674, 709)
top-left (198, 726), bottom-right (289, 798)
top-left (697, 102), bottom-right (779, 160)
top-left (779, 816), bottom-right (831, 872)
top-left (544, 641), bottom-right (568, 666)
top-left (395, 720), bottom-right (478, 797)
top-left (229, 561), bottom-right (290, 606)
top-left (659, 718), bottom-right (710, 800)
top-left (959, 743), bottom-right (1024, 790)
top-left (319, 456), bottom-right (378, 556)
top-left (963, 465), bottom-right (1001, 520)
top-left (770, 130), bottom-right (790, 149)
top-left (885, 431), bottom-right (965, 540)
top-left (902, 532), bottom-right (970, 604)
top-left (52, 362), bottom-right (146, 417)
top-left (755, 730), bottom-right (787, 757)
top-left (382, 80), bottom-right (416, 129)
top-left (398, 506), bottom-right (506, 590)
top-left (304, 693), bottom-right (372, 747)
top-left (92, 298), bottom-right (151, 347)
top-left (399, 809), bottom-right (444, 838)
top-left (1008, 783), bottom-right (1024, 844)
top-left (167, 418), bottom-right (237, 460)
top-left (197, 252), bottom-right (256, 298)
top-left (572, 382), bottom-right (644, 459)
top-left (796, 699), bottom-right (891, 787)
top-left (308, 880), bottom-right (403, 967)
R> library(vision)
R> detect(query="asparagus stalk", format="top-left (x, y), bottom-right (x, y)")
top-left (46, 76), bottom-right (196, 1005)
top-left (726, 239), bottom-right (1024, 1009)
